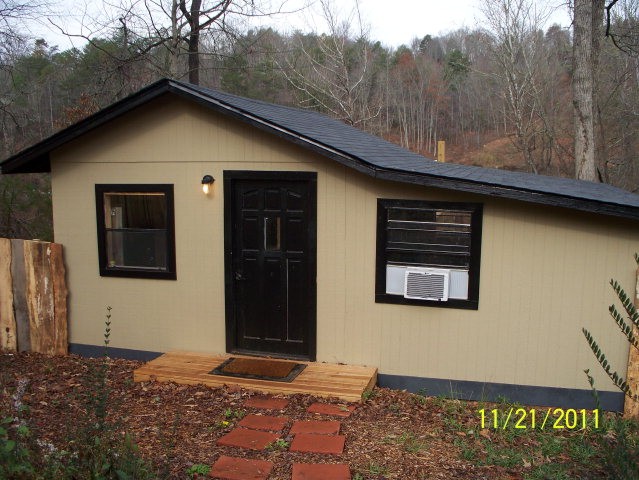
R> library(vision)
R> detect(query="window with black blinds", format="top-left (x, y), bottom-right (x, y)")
top-left (376, 199), bottom-right (483, 309)
top-left (386, 206), bottom-right (472, 269)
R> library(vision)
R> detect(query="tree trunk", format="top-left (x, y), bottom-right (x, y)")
top-left (168, 0), bottom-right (180, 78)
top-left (591, 0), bottom-right (606, 181)
top-left (573, 0), bottom-right (599, 181)
top-left (188, 0), bottom-right (202, 84)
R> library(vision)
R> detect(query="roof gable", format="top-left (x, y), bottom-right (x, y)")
top-left (2, 78), bottom-right (638, 221)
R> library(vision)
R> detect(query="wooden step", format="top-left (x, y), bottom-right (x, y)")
top-left (133, 351), bottom-right (377, 402)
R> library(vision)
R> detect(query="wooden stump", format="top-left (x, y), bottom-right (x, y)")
top-left (11, 239), bottom-right (30, 352)
top-left (50, 242), bottom-right (68, 355)
top-left (624, 267), bottom-right (639, 418)
top-left (24, 241), bottom-right (55, 354)
top-left (0, 238), bottom-right (17, 352)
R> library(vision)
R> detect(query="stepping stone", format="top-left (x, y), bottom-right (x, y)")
top-left (217, 428), bottom-right (280, 450)
top-left (307, 403), bottom-right (356, 417)
top-left (290, 433), bottom-right (346, 455)
top-left (244, 396), bottom-right (289, 410)
top-left (292, 463), bottom-right (351, 480)
top-left (238, 414), bottom-right (289, 432)
top-left (210, 455), bottom-right (273, 480)
top-left (290, 420), bottom-right (341, 435)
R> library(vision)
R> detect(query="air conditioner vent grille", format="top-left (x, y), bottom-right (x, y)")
top-left (404, 268), bottom-right (450, 301)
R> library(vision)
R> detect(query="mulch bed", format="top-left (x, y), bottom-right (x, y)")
top-left (0, 353), bottom-right (593, 479)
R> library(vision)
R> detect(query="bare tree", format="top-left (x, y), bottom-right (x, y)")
top-left (386, 43), bottom-right (447, 155)
top-left (605, 0), bottom-right (639, 55)
top-left (278, 0), bottom-right (381, 127)
top-left (480, 0), bottom-right (558, 174)
top-left (1, 1), bottom-right (51, 155)
top-left (53, 0), bottom-right (291, 85)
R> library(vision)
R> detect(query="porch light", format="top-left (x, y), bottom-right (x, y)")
top-left (201, 175), bottom-right (215, 194)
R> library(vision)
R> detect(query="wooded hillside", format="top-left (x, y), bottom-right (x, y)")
top-left (0, 0), bottom-right (638, 239)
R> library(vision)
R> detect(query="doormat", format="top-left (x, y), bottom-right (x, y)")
top-left (209, 357), bottom-right (306, 383)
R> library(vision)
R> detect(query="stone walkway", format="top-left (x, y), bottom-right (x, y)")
top-left (210, 396), bottom-right (354, 480)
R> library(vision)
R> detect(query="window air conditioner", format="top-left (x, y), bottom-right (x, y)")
top-left (404, 267), bottom-right (450, 301)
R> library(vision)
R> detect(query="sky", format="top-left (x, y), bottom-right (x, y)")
top-left (30, 0), bottom-right (573, 51)
top-left (265, 0), bottom-right (571, 46)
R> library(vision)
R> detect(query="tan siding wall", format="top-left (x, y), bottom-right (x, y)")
top-left (51, 96), bottom-right (639, 393)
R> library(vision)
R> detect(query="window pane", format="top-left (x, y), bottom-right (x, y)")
top-left (389, 207), bottom-right (471, 225)
top-left (264, 216), bottom-right (281, 251)
top-left (386, 206), bottom-right (473, 269)
top-left (106, 230), bottom-right (167, 269)
top-left (104, 193), bottom-right (167, 229)
top-left (386, 250), bottom-right (470, 269)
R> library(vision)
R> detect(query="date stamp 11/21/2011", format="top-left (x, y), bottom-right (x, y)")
top-left (479, 408), bottom-right (600, 430)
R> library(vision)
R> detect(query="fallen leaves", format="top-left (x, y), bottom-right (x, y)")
top-left (0, 353), bottom-right (609, 480)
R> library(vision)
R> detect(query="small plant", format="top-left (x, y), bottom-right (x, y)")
top-left (383, 431), bottom-right (426, 452)
top-left (361, 389), bottom-right (376, 401)
top-left (156, 412), bottom-right (181, 478)
top-left (266, 438), bottom-right (289, 450)
top-left (395, 432), bottom-right (427, 453)
top-left (367, 462), bottom-right (389, 475)
top-left (567, 435), bottom-right (597, 465)
top-left (526, 463), bottom-right (571, 480)
top-left (480, 442), bottom-right (524, 468)
top-left (453, 437), bottom-right (477, 462)
top-left (539, 434), bottom-right (565, 457)
top-left (412, 388), bottom-right (428, 405)
top-left (186, 463), bottom-right (211, 477)
top-left (217, 408), bottom-right (244, 429)
top-left (224, 408), bottom-right (245, 420)
top-left (216, 419), bottom-right (231, 429)
top-left (442, 414), bottom-right (463, 432)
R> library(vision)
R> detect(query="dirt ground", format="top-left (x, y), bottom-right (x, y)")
top-left (0, 353), bottom-right (607, 479)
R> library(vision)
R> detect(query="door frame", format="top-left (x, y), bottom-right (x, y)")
top-left (223, 170), bottom-right (317, 361)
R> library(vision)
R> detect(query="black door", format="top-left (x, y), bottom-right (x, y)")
top-left (224, 171), bottom-right (317, 360)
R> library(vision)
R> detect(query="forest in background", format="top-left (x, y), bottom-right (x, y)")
top-left (1, 0), bottom-right (638, 240)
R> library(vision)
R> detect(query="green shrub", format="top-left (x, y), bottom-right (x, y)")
top-left (597, 415), bottom-right (639, 480)
top-left (0, 415), bottom-right (36, 478)
top-left (583, 254), bottom-right (639, 403)
top-left (583, 254), bottom-right (639, 479)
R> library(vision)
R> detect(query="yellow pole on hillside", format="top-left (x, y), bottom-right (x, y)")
top-left (437, 140), bottom-right (446, 162)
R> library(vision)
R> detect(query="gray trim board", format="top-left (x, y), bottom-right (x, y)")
top-left (69, 343), bottom-right (162, 362)
top-left (377, 373), bottom-right (624, 412)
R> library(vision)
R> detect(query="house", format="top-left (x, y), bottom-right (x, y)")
top-left (2, 78), bottom-right (638, 411)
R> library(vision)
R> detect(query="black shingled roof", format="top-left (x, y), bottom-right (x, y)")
top-left (2, 78), bottom-right (638, 220)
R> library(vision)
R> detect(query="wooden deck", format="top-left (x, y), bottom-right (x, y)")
top-left (133, 351), bottom-right (378, 403)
